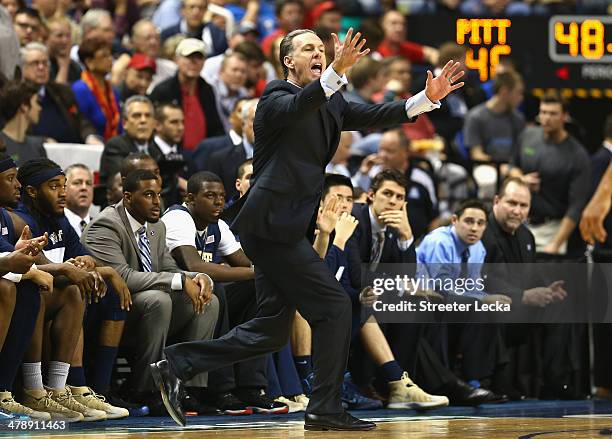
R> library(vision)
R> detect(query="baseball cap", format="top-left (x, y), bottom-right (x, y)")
top-left (175, 38), bottom-right (207, 57)
top-left (311, 1), bottom-right (340, 23)
top-left (128, 53), bottom-right (157, 72)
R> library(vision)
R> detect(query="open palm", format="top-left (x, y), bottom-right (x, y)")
top-left (425, 60), bottom-right (465, 102)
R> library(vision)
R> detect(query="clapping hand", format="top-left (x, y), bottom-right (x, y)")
top-left (331, 28), bottom-right (370, 76)
top-left (317, 196), bottom-right (340, 235)
top-left (424, 60), bottom-right (465, 102)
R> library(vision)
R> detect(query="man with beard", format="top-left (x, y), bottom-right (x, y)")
top-left (82, 169), bottom-right (217, 413)
top-left (152, 27), bottom-right (464, 429)
top-left (2, 158), bottom-right (129, 420)
top-left (162, 171), bottom-right (287, 415)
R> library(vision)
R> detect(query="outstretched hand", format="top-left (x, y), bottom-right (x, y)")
top-left (425, 60), bottom-right (465, 102)
top-left (331, 28), bottom-right (370, 76)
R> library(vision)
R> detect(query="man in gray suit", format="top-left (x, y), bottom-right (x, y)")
top-left (81, 169), bottom-right (218, 409)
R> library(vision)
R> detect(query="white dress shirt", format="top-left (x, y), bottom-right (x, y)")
top-left (64, 208), bottom-right (91, 238)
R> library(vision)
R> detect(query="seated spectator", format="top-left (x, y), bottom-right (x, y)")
top-left (463, 70), bottom-right (525, 199)
top-left (117, 53), bottom-right (156, 104)
top-left (162, 171), bottom-right (288, 414)
top-left (353, 129), bottom-right (439, 239)
top-left (106, 172), bottom-right (123, 206)
top-left (100, 96), bottom-right (162, 186)
top-left (21, 43), bottom-right (100, 145)
top-left (70, 10), bottom-right (118, 62)
top-left (46, 16), bottom-right (82, 85)
top-left (64, 164), bottom-right (94, 238)
top-left (374, 56), bottom-right (437, 140)
top-left (0, 0), bottom-right (24, 19)
top-left (343, 56), bottom-right (385, 106)
top-left (460, 0), bottom-right (532, 16)
top-left (150, 38), bottom-right (225, 152)
top-left (376, 10), bottom-right (438, 66)
top-left (72, 38), bottom-right (122, 141)
top-left (111, 20), bottom-right (177, 92)
top-left (208, 52), bottom-right (250, 132)
top-left (12, 158), bottom-right (128, 421)
top-left (311, 1), bottom-right (342, 35)
top-left (160, 0), bottom-right (228, 58)
top-left (261, 0), bottom-right (304, 57)
top-left (206, 99), bottom-right (257, 201)
top-left (0, 80), bottom-right (47, 166)
top-left (326, 131), bottom-right (353, 177)
top-left (82, 168), bottom-right (218, 412)
top-left (313, 173), bottom-right (449, 410)
top-left (13, 7), bottom-right (43, 46)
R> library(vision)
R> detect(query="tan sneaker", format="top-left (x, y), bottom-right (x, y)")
top-left (0, 391), bottom-right (51, 420)
top-left (69, 386), bottom-right (129, 420)
top-left (274, 396), bottom-right (304, 413)
top-left (47, 387), bottom-right (106, 422)
top-left (291, 394), bottom-right (309, 411)
top-left (387, 372), bottom-right (449, 410)
top-left (21, 388), bottom-right (84, 422)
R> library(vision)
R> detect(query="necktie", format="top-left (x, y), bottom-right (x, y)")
top-left (371, 231), bottom-right (386, 266)
top-left (459, 248), bottom-right (470, 279)
top-left (138, 226), bottom-right (153, 272)
top-left (79, 220), bottom-right (87, 233)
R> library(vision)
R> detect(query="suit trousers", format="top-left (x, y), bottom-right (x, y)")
top-left (165, 233), bottom-right (353, 414)
top-left (125, 288), bottom-right (219, 391)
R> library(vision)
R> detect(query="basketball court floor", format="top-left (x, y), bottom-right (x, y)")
top-left (2, 400), bottom-right (612, 438)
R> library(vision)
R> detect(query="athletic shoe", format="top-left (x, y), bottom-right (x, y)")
top-left (387, 372), bottom-right (449, 410)
top-left (341, 373), bottom-right (383, 410)
top-left (274, 396), bottom-right (304, 413)
top-left (216, 393), bottom-right (252, 416)
top-left (104, 393), bottom-right (149, 417)
top-left (291, 394), bottom-right (309, 411)
top-left (0, 391), bottom-right (50, 420)
top-left (69, 386), bottom-right (129, 419)
top-left (47, 387), bottom-right (106, 421)
top-left (236, 389), bottom-right (289, 414)
top-left (21, 388), bottom-right (83, 422)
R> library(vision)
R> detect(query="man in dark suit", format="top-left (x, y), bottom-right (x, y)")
top-left (152, 28), bottom-right (464, 430)
top-left (100, 96), bottom-right (165, 185)
top-left (206, 99), bottom-right (256, 201)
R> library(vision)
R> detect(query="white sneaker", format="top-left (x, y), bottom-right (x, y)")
top-left (0, 391), bottom-right (50, 420)
top-left (291, 394), bottom-right (309, 411)
top-left (274, 396), bottom-right (304, 413)
top-left (21, 388), bottom-right (83, 422)
top-left (47, 387), bottom-right (107, 421)
top-left (387, 372), bottom-right (449, 410)
top-left (69, 386), bottom-right (129, 420)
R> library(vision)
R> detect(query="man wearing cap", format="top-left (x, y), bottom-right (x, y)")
top-left (118, 53), bottom-right (157, 104)
top-left (150, 38), bottom-right (224, 153)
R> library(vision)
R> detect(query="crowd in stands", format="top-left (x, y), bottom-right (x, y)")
top-left (0, 0), bottom-right (611, 423)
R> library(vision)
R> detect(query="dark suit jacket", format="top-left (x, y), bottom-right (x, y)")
top-left (232, 79), bottom-right (413, 243)
top-left (99, 133), bottom-right (164, 185)
top-left (149, 74), bottom-right (225, 142)
top-left (481, 214), bottom-right (536, 302)
top-left (160, 22), bottom-right (227, 57)
top-left (31, 81), bottom-right (97, 143)
top-left (351, 202), bottom-right (417, 266)
top-left (189, 134), bottom-right (234, 176)
top-left (206, 142), bottom-right (247, 201)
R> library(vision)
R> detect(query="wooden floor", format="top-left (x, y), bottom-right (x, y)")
top-left (7, 416), bottom-right (612, 439)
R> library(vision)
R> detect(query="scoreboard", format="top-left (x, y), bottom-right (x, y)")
top-left (406, 15), bottom-right (612, 93)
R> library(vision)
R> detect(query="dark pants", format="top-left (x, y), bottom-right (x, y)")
top-left (207, 281), bottom-right (267, 392)
top-left (165, 233), bottom-right (352, 415)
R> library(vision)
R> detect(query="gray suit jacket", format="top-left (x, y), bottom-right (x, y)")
top-left (81, 200), bottom-right (197, 293)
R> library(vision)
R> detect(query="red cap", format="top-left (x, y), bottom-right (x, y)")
top-left (128, 53), bottom-right (157, 73)
top-left (311, 1), bottom-right (339, 24)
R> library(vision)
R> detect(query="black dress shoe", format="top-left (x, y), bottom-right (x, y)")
top-left (304, 411), bottom-right (376, 431)
top-left (150, 360), bottom-right (186, 426)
